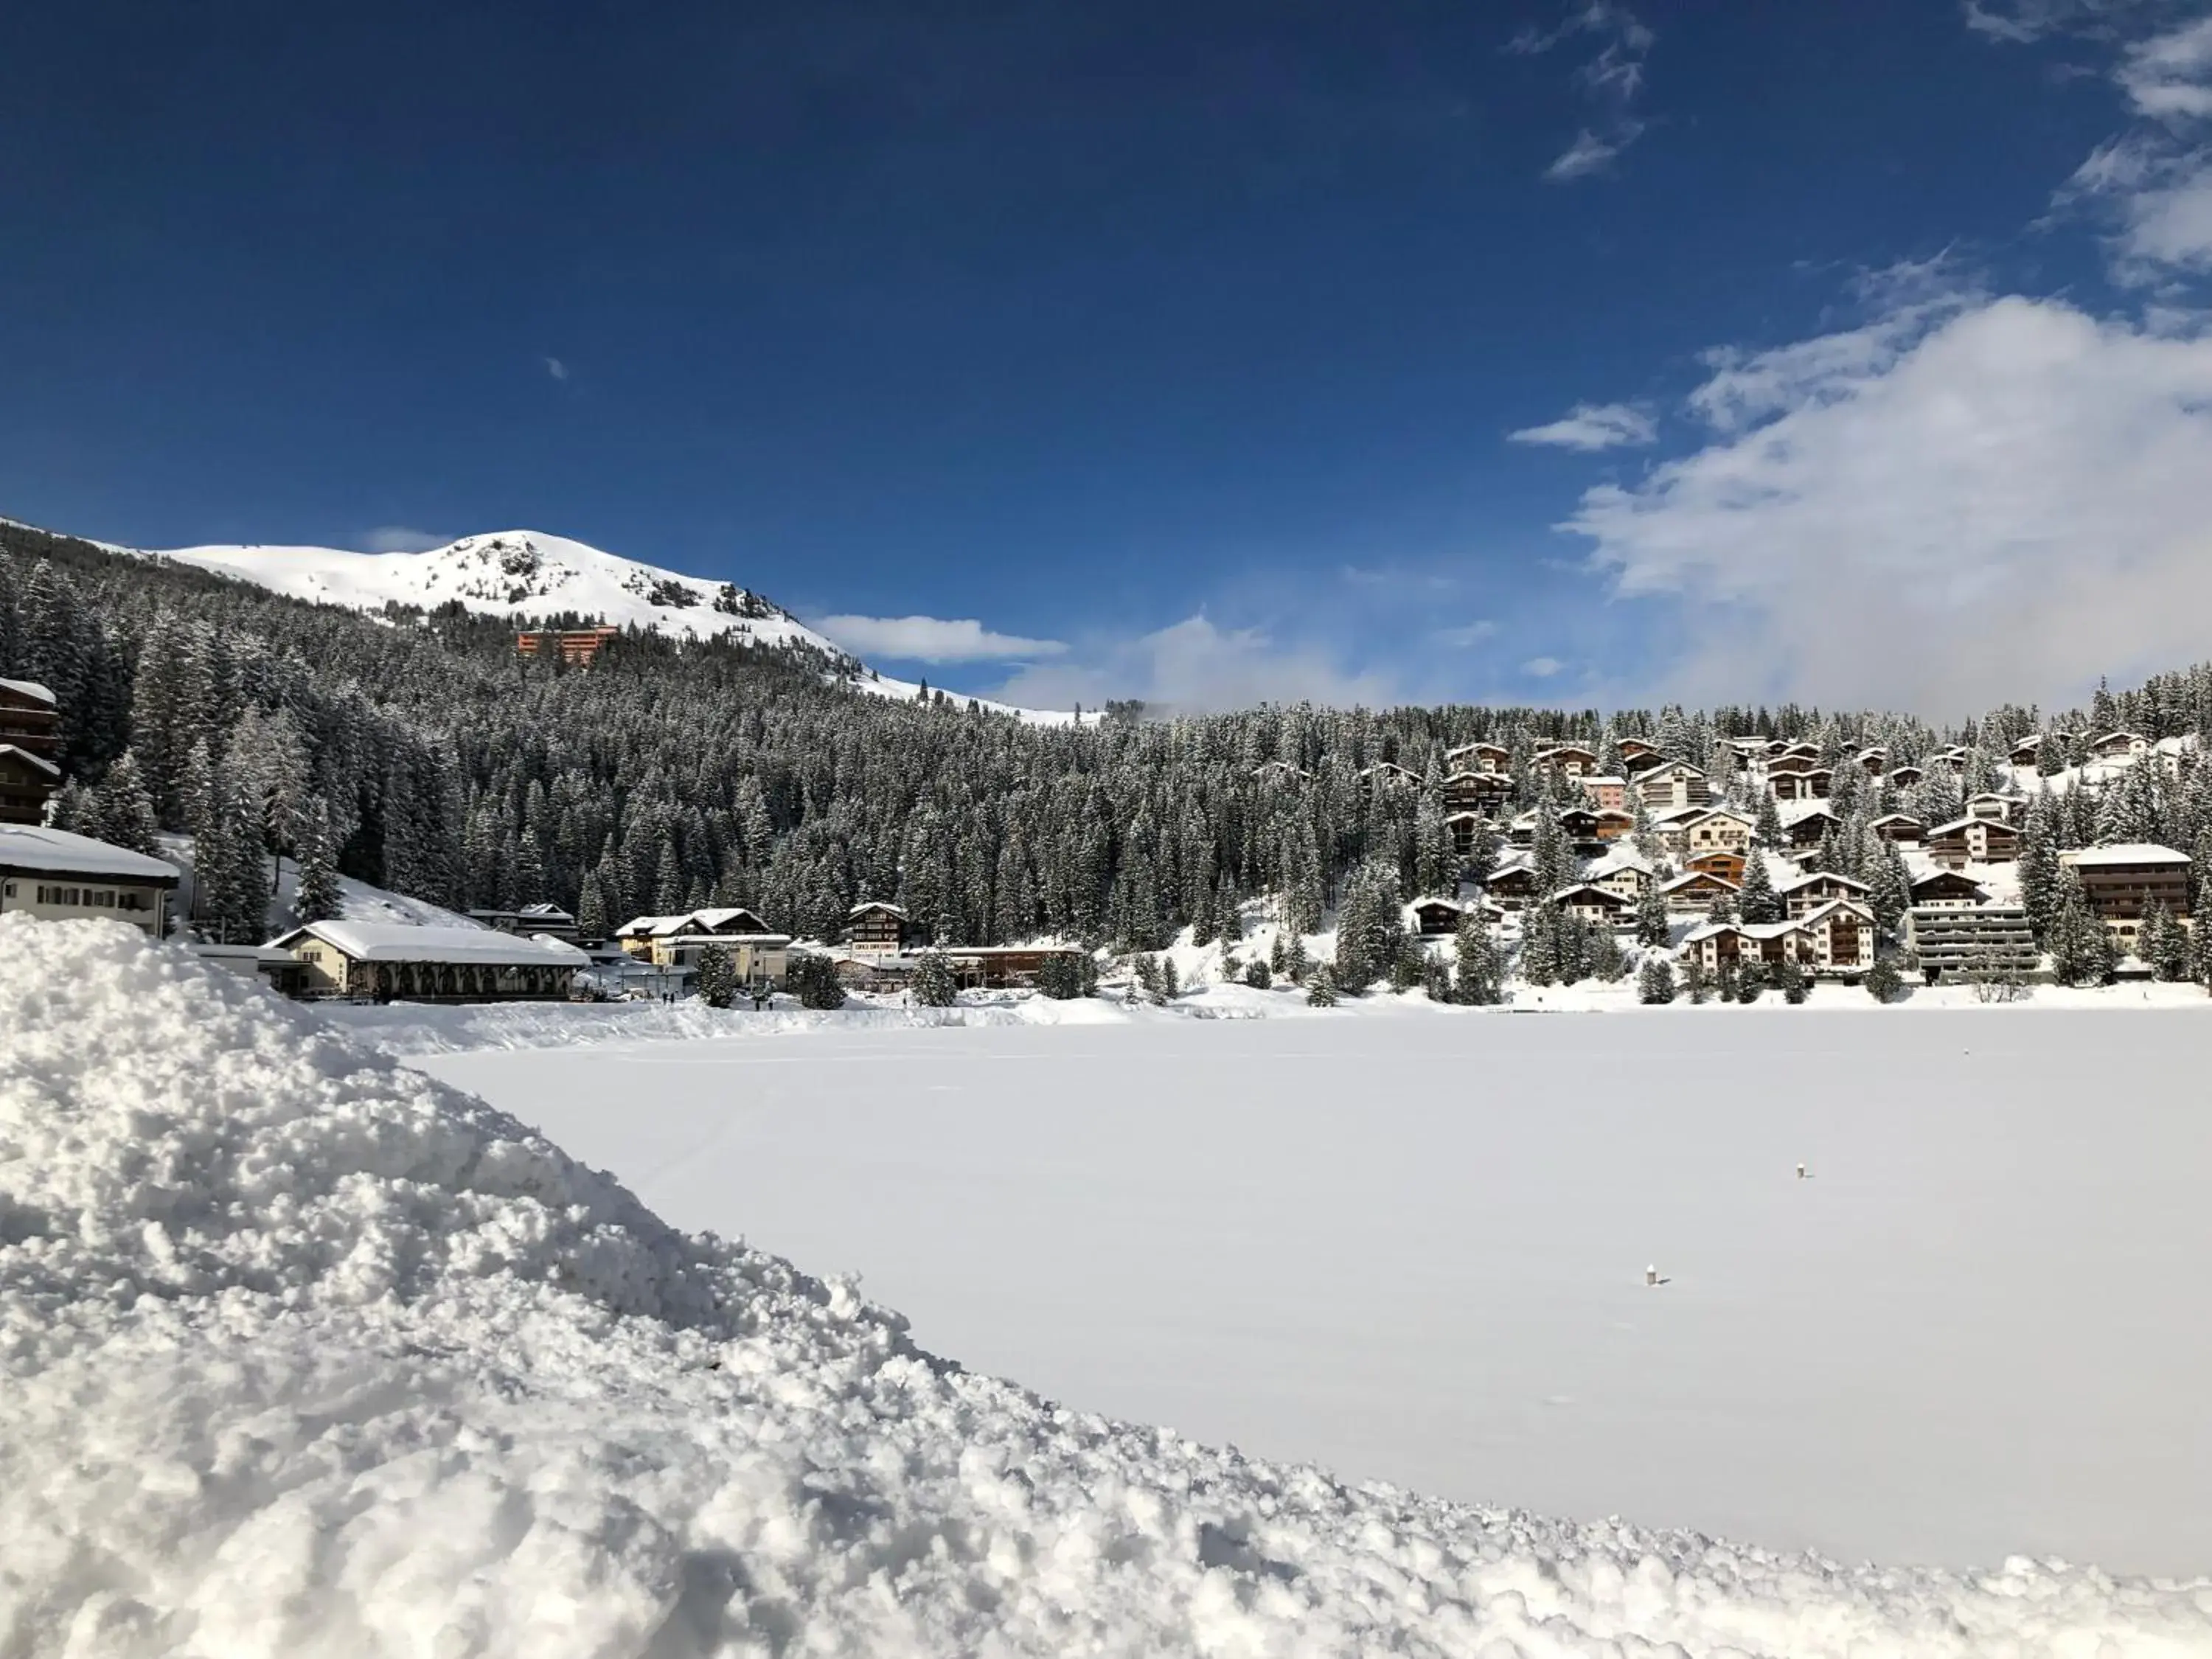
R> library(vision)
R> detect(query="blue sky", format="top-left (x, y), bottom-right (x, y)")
top-left (4, 1), bottom-right (2211, 715)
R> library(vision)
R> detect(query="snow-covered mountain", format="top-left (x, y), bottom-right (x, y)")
top-left (133, 529), bottom-right (1074, 723)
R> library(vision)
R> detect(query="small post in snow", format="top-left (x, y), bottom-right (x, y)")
top-left (1796, 1161), bottom-right (1807, 1180)
top-left (1644, 1265), bottom-right (1659, 1287)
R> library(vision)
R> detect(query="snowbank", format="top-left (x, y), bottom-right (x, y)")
top-left (4, 915), bottom-right (2210, 1657)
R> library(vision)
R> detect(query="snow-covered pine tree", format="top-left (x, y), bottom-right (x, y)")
top-left (1453, 915), bottom-right (1504, 1005)
top-left (292, 795), bottom-right (343, 924)
top-left (1634, 881), bottom-right (1669, 947)
top-left (1738, 850), bottom-right (1781, 925)
top-left (1637, 955), bottom-right (1677, 1004)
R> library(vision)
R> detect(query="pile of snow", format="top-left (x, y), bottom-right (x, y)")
top-left (4, 916), bottom-right (2211, 1656)
top-left (132, 529), bottom-right (1075, 724)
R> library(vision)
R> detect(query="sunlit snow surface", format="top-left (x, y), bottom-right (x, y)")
top-left (6, 917), bottom-right (2211, 1657)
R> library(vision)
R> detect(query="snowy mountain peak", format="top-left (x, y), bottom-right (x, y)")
top-left (134, 529), bottom-right (1075, 723)
top-left (146, 530), bottom-right (812, 647)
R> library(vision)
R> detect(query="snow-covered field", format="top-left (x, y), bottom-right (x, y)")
top-left (8, 919), bottom-right (2212, 1657)
top-left (425, 1009), bottom-right (2212, 1581)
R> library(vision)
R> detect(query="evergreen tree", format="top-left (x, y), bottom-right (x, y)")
top-left (1634, 880), bottom-right (1670, 947)
top-left (1865, 956), bottom-right (1902, 1004)
top-left (787, 951), bottom-right (849, 1009)
top-left (1738, 851), bottom-right (1781, 924)
top-left (292, 795), bottom-right (343, 924)
top-left (2140, 901), bottom-right (2188, 980)
top-left (1773, 956), bottom-right (1809, 1004)
top-left (92, 751), bottom-right (161, 857)
top-left (1453, 916), bottom-right (1504, 1005)
top-left (695, 946), bottom-right (737, 1008)
top-left (2047, 874), bottom-right (2113, 987)
top-left (1755, 791), bottom-right (1783, 846)
top-left (911, 947), bottom-right (958, 1006)
top-left (1638, 956), bottom-right (1677, 1004)
top-left (1682, 950), bottom-right (1712, 1004)
top-left (1304, 965), bottom-right (1338, 1006)
top-left (1866, 839), bottom-right (1913, 938)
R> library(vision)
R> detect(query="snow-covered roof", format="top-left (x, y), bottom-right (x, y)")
top-left (0, 677), bottom-right (55, 704)
top-left (688, 905), bottom-right (769, 931)
top-left (1778, 870), bottom-right (1870, 894)
top-left (849, 900), bottom-right (910, 919)
top-left (1868, 812), bottom-right (1924, 827)
top-left (1583, 774), bottom-right (1626, 787)
top-left (1680, 806), bottom-right (1756, 828)
top-left (273, 920), bottom-right (587, 964)
top-left (0, 743), bottom-right (60, 777)
top-left (1551, 883), bottom-right (1627, 906)
top-left (2060, 844), bottom-right (2191, 867)
top-left (1585, 846), bottom-right (1653, 876)
top-left (1796, 898), bottom-right (1875, 927)
top-left (518, 901), bottom-right (574, 919)
top-left (1775, 801), bottom-right (1835, 826)
top-left (1911, 870), bottom-right (1987, 893)
top-left (0, 824), bottom-right (178, 882)
top-left (1660, 871), bottom-right (1739, 894)
top-left (1929, 815), bottom-right (2020, 838)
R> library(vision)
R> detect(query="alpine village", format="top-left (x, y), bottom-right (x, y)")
top-left (4, 518), bottom-right (2209, 1014)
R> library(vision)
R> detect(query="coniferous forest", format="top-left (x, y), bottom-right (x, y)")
top-left (7, 515), bottom-right (2212, 959)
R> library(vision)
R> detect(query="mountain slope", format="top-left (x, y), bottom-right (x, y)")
top-left (135, 529), bottom-right (1075, 723)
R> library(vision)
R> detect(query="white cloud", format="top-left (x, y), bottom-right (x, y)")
top-left (2119, 15), bottom-right (2212, 119)
top-left (1559, 293), bottom-right (2212, 714)
top-left (543, 356), bottom-right (570, 382)
top-left (1961, 0), bottom-right (2156, 44)
top-left (1523, 655), bottom-right (1565, 678)
top-left (1512, 3), bottom-right (1655, 182)
top-left (992, 616), bottom-right (1395, 715)
top-left (1509, 400), bottom-right (1658, 450)
top-left (2040, 15), bottom-right (2212, 278)
top-left (813, 613), bottom-right (1068, 664)
top-left (1435, 619), bottom-right (1500, 647)
top-left (358, 526), bottom-right (453, 554)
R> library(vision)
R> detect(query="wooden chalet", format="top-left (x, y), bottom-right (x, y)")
top-left (1481, 863), bottom-right (1543, 911)
top-left (1636, 760), bottom-right (1712, 813)
top-left (846, 900), bottom-right (913, 953)
top-left (0, 742), bottom-right (60, 827)
top-left (1964, 792), bottom-right (2019, 824)
top-left (2090, 731), bottom-right (2149, 761)
top-left (1779, 870), bottom-right (1870, 919)
top-left (1887, 765), bottom-right (1925, 789)
top-left (1659, 869), bottom-right (1738, 913)
top-left (1685, 847), bottom-right (1747, 884)
top-left (1868, 813), bottom-right (1925, 844)
top-left (1551, 883), bottom-right (1631, 926)
top-left (2056, 844), bottom-right (2192, 945)
top-left (1445, 740), bottom-right (1510, 773)
top-left (1782, 806), bottom-right (1838, 854)
top-left (1590, 808), bottom-right (1636, 842)
top-left (1586, 855), bottom-right (1654, 901)
top-left (1441, 770), bottom-right (1514, 814)
top-left (1908, 869), bottom-right (1989, 908)
top-left (1768, 759), bottom-right (1832, 801)
top-left (1616, 737), bottom-right (1658, 767)
top-left (1925, 815), bottom-right (2022, 869)
top-left (1556, 808), bottom-right (1607, 852)
top-left (1620, 748), bottom-right (1668, 778)
top-left (1536, 744), bottom-right (1599, 776)
top-left (1411, 897), bottom-right (1468, 937)
top-left (1682, 918), bottom-right (1806, 972)
top-left (1854, 747), bottom-right (1889, 776)
top-left (1252, 759), bottom-right (1312, 783)
top-left (1671, 807), bottom-right (1756, 858)
top-left (0, 678), bottom-right (60, 759)
top-left (2006, 734), bottom-right (2045, 767)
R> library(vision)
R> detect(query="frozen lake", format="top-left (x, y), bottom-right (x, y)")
top-left (423, 1007), bottom-right (2212, 1578)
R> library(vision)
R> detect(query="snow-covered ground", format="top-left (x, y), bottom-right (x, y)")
top-left (130, 529), bottom-right (1077, 723)
top-left (423, 1008), bottom-right (2212, 1585)
top-left (8, 922), bottom-right (2211, 1653)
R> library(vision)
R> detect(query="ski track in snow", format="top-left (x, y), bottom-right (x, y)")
top-left (4, 916), bottom-right (2211, 1657)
